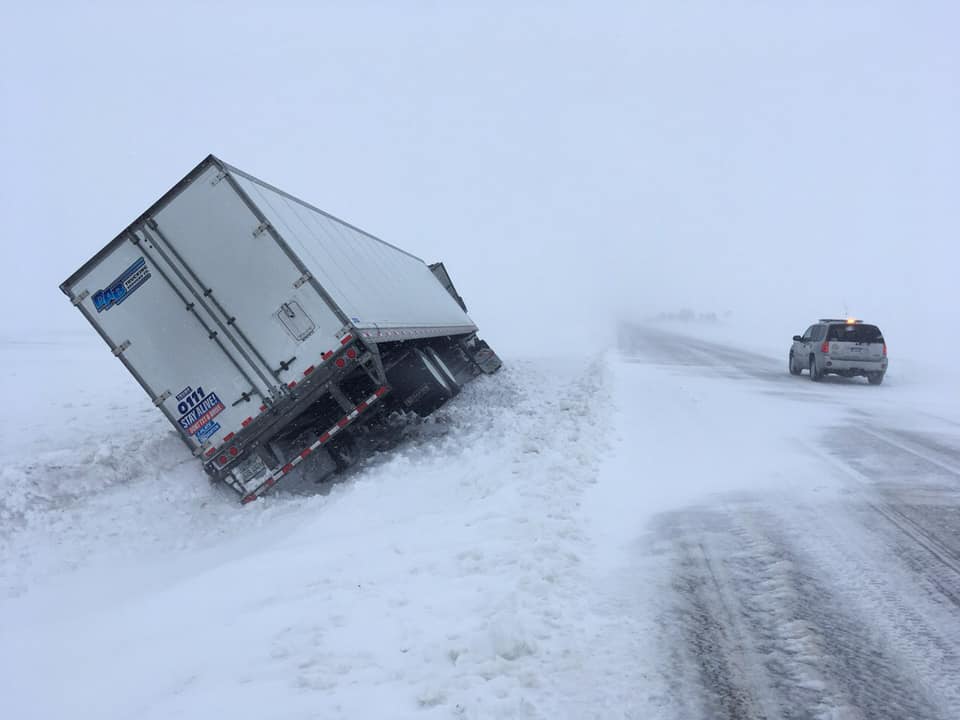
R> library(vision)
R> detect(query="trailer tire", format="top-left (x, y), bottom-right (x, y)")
top-left (416, 349), bottom-right (455, 397)
top-left (425, 346), bottom-right (461, 394)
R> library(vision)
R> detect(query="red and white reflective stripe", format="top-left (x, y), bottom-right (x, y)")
top-left (241, 385), bottom-right (390, 504)
top-left (205, 402), bottom-right (271, 460)
top-left (290, 341), bottom-right (355, 387)
top-left (214, 342), bottom-right (364, 461)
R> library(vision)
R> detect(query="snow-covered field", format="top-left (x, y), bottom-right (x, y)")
top-left (3, 327), bottom-right (960, 719)
top-left (2, 337), bottom-right (617, 719)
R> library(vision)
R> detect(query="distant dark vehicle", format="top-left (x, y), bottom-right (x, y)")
top-left (61, 155), bottom-right (502, 503)
top-left (789, 319), bottom-right (887, 384)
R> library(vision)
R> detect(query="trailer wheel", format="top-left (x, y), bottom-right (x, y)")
top-left (425, 346), bottom-right (461, 394)
top-left (416, 349), bottom-right (455, 397)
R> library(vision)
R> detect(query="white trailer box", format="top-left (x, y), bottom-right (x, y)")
top-left (61, 155), bottom-right (498, 501)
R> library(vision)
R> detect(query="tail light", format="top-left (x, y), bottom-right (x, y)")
top-left (335, 357), bottom-right (346, 368)
top-left (883, 343), bottom-right (887, 356)
top-left (821, 341), bottom-right (830, 354)
top-left (346, 348), bottom-right (357, 360)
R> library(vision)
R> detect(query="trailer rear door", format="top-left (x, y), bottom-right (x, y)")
top-left (63, 237), bottom-right (272, 453)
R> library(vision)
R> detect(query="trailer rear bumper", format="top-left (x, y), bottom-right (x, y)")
top-left (237, 385), bottom-right (391, 504)
top-left (201, 337), bottom-right (367, 475)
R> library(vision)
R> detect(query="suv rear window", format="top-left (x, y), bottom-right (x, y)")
top-left (827, 324), bottom-right (883, 343)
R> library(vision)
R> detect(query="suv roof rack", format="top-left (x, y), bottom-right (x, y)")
top-left (818, 318), bottom-right (863, 324)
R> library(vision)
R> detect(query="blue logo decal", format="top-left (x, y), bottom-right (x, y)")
top-left (93, 257), bottom-right (151, 313)
top-left (195, 420), bottom-right (221, 443)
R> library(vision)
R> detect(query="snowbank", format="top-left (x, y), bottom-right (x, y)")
top-left (1, 337), bottom-right (619, 719)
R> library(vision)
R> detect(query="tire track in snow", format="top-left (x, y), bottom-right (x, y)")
top-left (817, 431), bottom-right (960, 613)
top-left (666, 522), bottom-right (780, 720)
top-left (868, 502), bottom-right (960, 609)
top-left (658, 503), bottom-right (956, 719)
top-left (855, 426), bottom-right (960, 479)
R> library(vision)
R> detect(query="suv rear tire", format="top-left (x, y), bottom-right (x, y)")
top-left (867, 372), bottom-right (885, 385)
top-left (789, 351), bottom-right (802, 375)
top-left (809, 356), bottom-right (822, 382)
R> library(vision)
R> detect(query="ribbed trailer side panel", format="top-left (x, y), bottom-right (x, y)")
top-left (225, 166), bottom-right (477, 335)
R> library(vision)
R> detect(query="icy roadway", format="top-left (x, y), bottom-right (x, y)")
top-left (611, 325), bottom-right (960, 720)
top-left (3, 328), bottom-right (960, 719)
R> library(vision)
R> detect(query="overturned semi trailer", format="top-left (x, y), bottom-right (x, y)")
top-left (60, 155), bottom-right (501, 503)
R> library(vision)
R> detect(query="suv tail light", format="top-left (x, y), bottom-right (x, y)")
top-left (883, 343), bottom-right (887, 356)
top-left (821, 340), bottom-right (830, 354)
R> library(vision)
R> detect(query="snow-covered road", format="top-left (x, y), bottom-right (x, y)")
top-left (2, 329), bottom-right (960, 719)
top-left (612, 326), bottom-right (960, 719)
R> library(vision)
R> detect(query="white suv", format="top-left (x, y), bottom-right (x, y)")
top-left (789, 319), bottom-right (888, 384)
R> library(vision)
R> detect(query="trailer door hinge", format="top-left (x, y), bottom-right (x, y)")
top-left (146, 217), bottom-right (159, 231)
top-left (112, 340), bottom-right (131, 356)
top-left (210, 171), bottom-right (227, 186)
top-left (154, 390), bottom-right (171, 406)
top-left (71, 289), bottom-right (90, 306)
top-left (253, 221), bottom-right (272, 237)
top-left (274, 356), bottom-right (297, 373)
top-left (231, 389), bottom-right (256, 407)
top-left (293, 271), bottom-right (312, 289)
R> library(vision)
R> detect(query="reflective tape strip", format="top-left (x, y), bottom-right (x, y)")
top-left (322, 350), bottom-right (334, 361)
top-left (303, 365), bottom-right (315, 376)
top-left (241, 417), bottom-right (253, 427)
top-left (241, 386), bottom-right (391, 504)
top-left (340, 334), bottom-right (353, 345)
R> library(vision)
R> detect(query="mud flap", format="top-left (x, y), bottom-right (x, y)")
top-left (464, 338), bottom-right (502, 375)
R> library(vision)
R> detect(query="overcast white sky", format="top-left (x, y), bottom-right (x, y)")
top-left (2, 1), bottom-right (956, 353)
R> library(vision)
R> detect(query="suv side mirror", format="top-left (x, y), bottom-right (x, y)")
top-left (793, 335), bottom-right (803, 342)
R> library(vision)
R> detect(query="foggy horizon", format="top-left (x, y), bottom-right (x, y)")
top-left (3, 2), bottom-right (956, 355)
